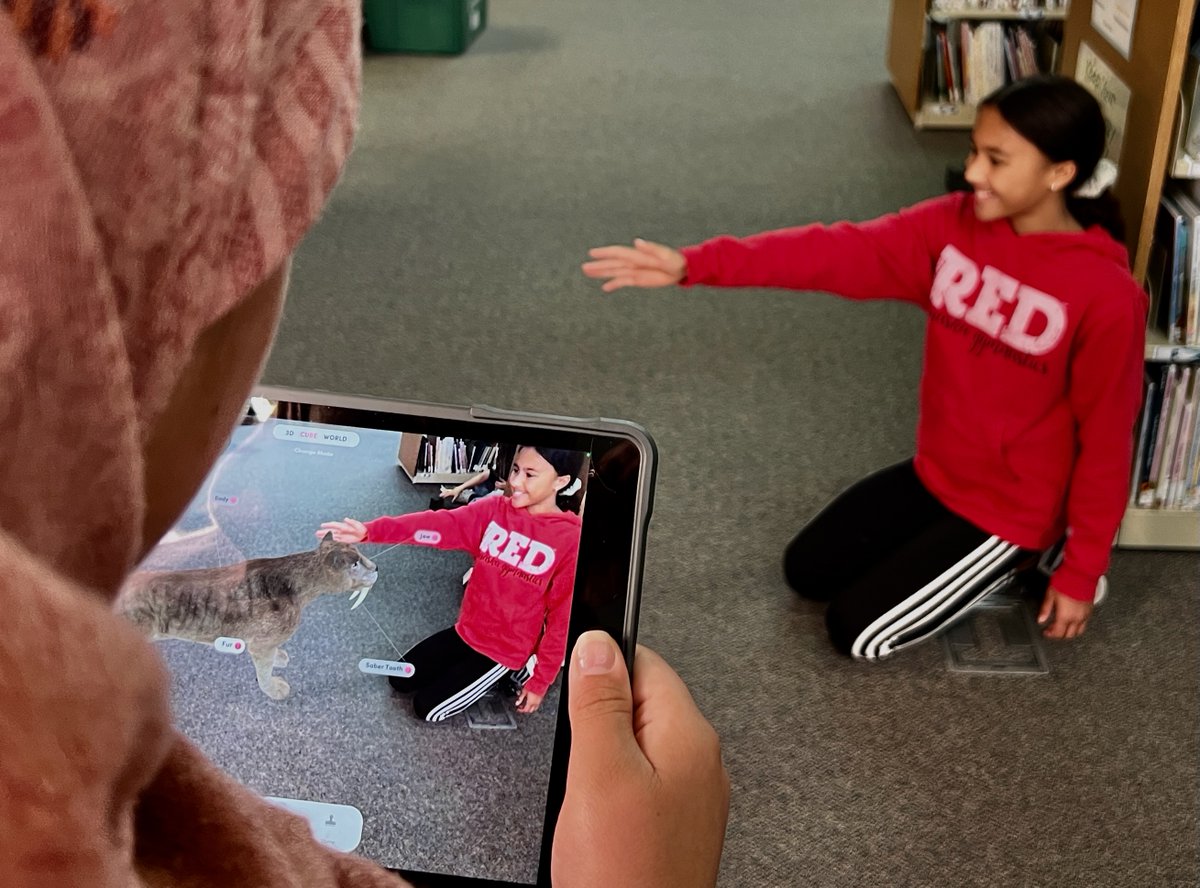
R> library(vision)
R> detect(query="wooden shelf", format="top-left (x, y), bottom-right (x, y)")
top-left (1171, 151), bottom-right (1200, 178)
top-left (1145, 328), bottom-right (1200, 362)
top-left (915, 102), bottom-right (978, 128)
top-left (1117, 507), bottom-right (1200, 548)
top-left (400, 469), bottom-right (479, 486)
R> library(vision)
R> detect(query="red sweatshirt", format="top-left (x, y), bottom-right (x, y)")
top-left (364, 496), bottom-right (582, 697)
top-left (681, 192), bottom-right (1147, 602)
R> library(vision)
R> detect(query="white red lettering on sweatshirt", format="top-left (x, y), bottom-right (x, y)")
top-left (931, 244), bottom-right (1067, 356)
top-left (479, 521), bottom-right (557, 576)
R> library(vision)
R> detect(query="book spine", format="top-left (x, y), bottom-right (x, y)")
top-left (1173, 209), bottom-right (1189, 344)
top-left (1130, 378), bottom-right (1156, 504)
top-left (1154, 368), bottom-right (1189, 507)
top-left (1170, 394), bottom-right (1196, 507)
top-left (1141, 365), bottom-right (1176, 506)
top-left (1184, 377), bottom-right (1200, 508)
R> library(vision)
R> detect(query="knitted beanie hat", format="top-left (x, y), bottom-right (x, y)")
top-left (0, 0), bottom-right (360, 594)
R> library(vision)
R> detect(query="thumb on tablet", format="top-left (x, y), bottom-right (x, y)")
top-left (565, 631), bottom-right (639, 774)
top-left (555, 633), bottom-right (730, 888)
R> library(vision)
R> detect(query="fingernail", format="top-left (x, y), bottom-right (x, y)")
top-left (576, 631), bottom-right (617, 675)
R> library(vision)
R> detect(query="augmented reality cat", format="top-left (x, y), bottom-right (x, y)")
top-left (117, 534), bottom-right (377, 699)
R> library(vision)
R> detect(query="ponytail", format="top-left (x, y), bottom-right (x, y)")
top-left (1065, 191), bottom-right (1126, 243)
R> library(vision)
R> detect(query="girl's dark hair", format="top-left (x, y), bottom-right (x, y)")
top-left (519, 446), bottom-right (584, 482)
top-left (980, 74), bottom-right (1126, 243)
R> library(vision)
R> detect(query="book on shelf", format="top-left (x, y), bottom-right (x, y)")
top-left (1133, 364), bottom-right (1200, 511)
top-left (1148, 192), bottom-right (1189, 345)
top-left (1130, 374), bottom-right (1158, 503)
top-left (946, 22), bottom-right (963, 104)
top-left (932, 28), bottom-right (949, 102)
top-left (1157, 186), bottom-right (1200, 346)
top-left (1171, 38), bottom-right (1200, 178)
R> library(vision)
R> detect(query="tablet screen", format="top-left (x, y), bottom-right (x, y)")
top-left (121, 391), bottom-right (650, 886)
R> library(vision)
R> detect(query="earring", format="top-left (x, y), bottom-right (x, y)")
top-left (1050, 182), bottom-right (1059, 192)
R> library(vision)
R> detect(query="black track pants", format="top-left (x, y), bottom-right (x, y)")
top-left (784, 460), bottom-right (1031, 660)
top-left (389, 626), bottom-right (519, 722)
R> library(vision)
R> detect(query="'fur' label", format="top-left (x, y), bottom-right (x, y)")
top-left (214, 637), bottom-right (246, 654)
top-left (358, 658), bottom-right (416, 677)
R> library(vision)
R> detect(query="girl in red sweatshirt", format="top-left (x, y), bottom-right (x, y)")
top-left (319, 446), bottom-right (584, 719)
top-left (583, 75), bottom-right (1147, 660)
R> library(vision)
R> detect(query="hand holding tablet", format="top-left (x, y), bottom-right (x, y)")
top-left (554, 632), bottom-right (730, 888)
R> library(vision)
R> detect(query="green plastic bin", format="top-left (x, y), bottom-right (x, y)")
top-left (364, 0), bottom-right (487, 54)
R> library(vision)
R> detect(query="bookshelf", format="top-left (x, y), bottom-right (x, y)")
top-left (1060, 0), bottom-right (1198, 282)
top-left (1057, 1), bottom-right (1200, 550)
top-left (396, 433), bottom-right (488, 486)
top-left (887, 1), bottom-right (1067, 130)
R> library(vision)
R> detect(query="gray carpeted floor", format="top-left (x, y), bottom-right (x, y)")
top-left (260, 1), bottom-right (1199, 885)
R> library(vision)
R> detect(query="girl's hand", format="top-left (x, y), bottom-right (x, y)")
top-left (582, 238), bottom-right (687, 292)
top-left (515, 688), bottom-right (544, 714)
top-left (439, 486), bottom-right (457, 499)
top-left (316, 518), bottom-right (368, 544)
top-left (1038, 587), bottom-right (1094, 639)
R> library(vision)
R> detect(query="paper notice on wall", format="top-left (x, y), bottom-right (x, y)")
top-left (1075, 42), bottom-right (1131, 165)
top-left (1091, 0), bottom-right (1138, 59)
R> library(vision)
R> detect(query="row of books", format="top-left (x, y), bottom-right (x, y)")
top-left (1147, 185), bottom-right (1200, 347)
top-left (931, 0), bottom-right (1068, 12)
top-left (924, 21), bottom-right (1061, 108)
top-left (1131, 363), bottom-right (1200, 512)
top-left (412, 437), bottom-right (500, 476)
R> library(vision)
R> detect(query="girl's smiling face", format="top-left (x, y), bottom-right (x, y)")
top-left (507, 447), bottom-right (569, 514)
top-left (964, 105), bottom-right (1079, 234)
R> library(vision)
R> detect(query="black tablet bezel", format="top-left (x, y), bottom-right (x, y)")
top-left (253, 386), bottom-right (657, 887)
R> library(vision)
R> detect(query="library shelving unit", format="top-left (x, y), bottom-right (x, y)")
top-left (1058, 0), bottom-right (1200, 549)
top-left (886, 1), bottom-right (1069, 130)
top-left (396, 433), bottom-right (482, 486)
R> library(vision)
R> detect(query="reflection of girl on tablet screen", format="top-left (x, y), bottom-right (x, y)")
top-left (319, 446), bottom-right (586, 720)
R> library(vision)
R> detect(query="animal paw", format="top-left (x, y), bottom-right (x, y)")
top-left (274, 649), bottom-right (290, 668)
top-left (262, 677), bottom-right (291, 700)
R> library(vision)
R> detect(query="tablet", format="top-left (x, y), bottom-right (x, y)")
top-left (122, 385), bottom-right (657, 887)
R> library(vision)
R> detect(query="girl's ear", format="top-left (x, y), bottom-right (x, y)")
top-left (555, 474), bottom-right (571, 493)
top-left (1052, 159), bottom-right (1078, 192)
